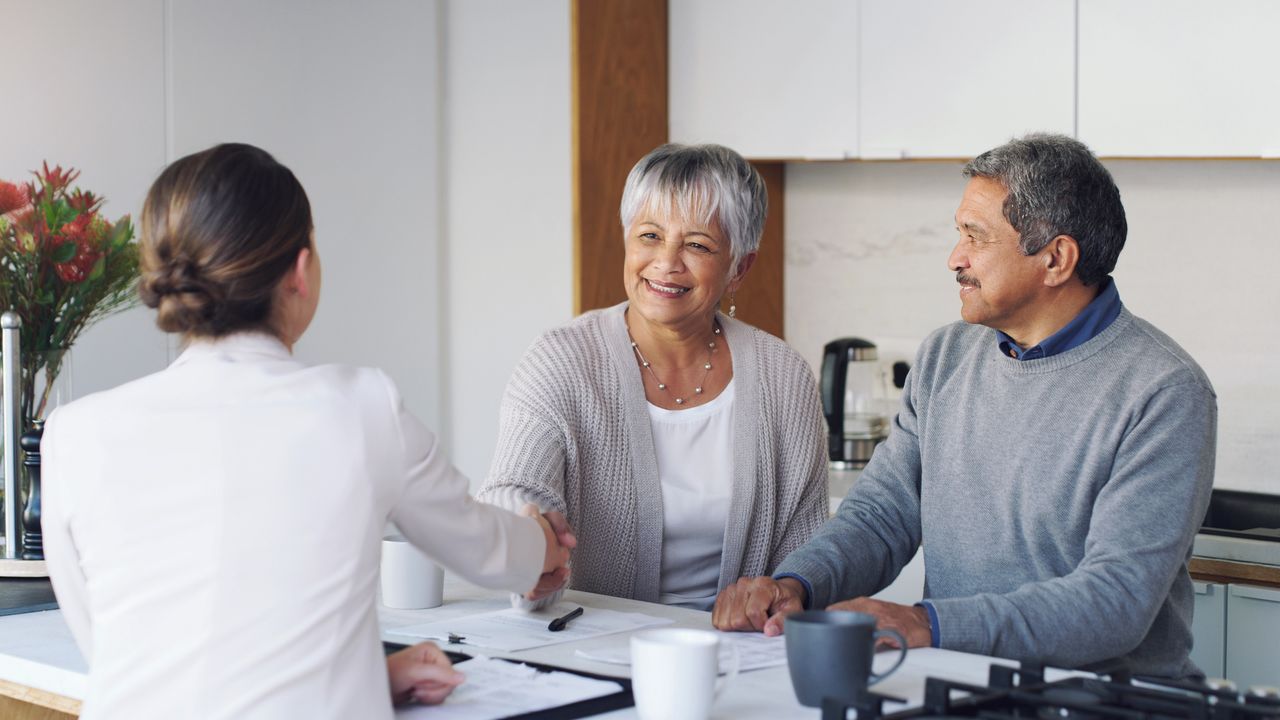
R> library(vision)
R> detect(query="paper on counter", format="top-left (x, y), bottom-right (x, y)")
top-left (574, 630), bottom-right (788, 672)
top-left (395, 655), bottom-right (622, 720)
top-left (388, 604), bottom-right (673, 652)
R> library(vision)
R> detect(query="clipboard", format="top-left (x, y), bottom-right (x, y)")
top-left (383, 640), bottom-right (634, 719)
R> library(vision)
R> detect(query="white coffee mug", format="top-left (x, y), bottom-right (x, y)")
top-left (380, 535), bottom-right (444, 609)
top-left (630, 628), bottom-right (739, 720)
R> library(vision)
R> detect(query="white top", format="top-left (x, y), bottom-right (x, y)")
top-left (650, 379), bottom-right (735, 610)
top-left (40, 332), bottom-right (546, 720)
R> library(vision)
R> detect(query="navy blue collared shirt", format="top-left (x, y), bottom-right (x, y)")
top-left (997, 277), bottom-right (1122, 360)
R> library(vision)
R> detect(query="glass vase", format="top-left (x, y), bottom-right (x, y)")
top-left (1, 348), bottom-right (71, 537)
top-left (21, 347), bottom-right (74, 430)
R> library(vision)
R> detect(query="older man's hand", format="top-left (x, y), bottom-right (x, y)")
top-left (826, 597), bottom-right (933, 649)
top-left (712, 576), bottom-right (806, 636)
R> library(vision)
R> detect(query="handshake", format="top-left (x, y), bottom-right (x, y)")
top-left (521, 503), bottom-right (577, 601)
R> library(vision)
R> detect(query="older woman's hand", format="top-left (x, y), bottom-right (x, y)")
top-left (387, 642), bottom-right (464, 706)
top-left (521, 504), bottom-right (576, 601)
top-left (712, 576), bottom-right (807, 636)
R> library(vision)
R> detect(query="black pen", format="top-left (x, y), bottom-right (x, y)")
top-left (547, 606), bottom-right (584, 632)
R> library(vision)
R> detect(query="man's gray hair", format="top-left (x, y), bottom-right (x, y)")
top-left (619, 143), bottom-right (767, 267)
top-left (963, 133), bottom-right (1126, 286)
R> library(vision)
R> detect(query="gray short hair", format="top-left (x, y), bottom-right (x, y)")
top-left (963, 133), bottom-right (1126, 286)
top-left (619, 143), bottom-right (767, 266)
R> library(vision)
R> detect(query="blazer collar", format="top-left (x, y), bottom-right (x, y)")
top-left (171, 331), bottom-right (293, 368)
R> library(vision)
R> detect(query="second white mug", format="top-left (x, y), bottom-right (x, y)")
top-left (380, 535), bottom-right (444, 609)
top-left (630, 628), bottom-right (738, 720)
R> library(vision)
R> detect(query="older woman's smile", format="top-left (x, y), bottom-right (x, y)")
top-left (644, 278), bottom-right (691, 296)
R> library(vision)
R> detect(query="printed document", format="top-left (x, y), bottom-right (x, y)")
top-left (389, 604), bottom-right (673, 652)
top-left (395, 656), bottom-right (622, 719)
top-left (574, 630), bottom-right (787, 672)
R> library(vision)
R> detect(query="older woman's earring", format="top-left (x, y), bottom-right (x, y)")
top-left (728, 295), bottom-right (737, 319)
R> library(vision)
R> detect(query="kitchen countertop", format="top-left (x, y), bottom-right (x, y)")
top-left (0, 577), bottom-right (1045, 719)
top-left (1194, 533), bottom-right (1280, 568)
top-left (1191, 530), bottom-right (1280, 589)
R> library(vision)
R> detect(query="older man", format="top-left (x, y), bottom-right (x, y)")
top-left (712, 133), bottom-right (1217, 679)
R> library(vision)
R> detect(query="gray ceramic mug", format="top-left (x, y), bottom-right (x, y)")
top-left (784, 610), bottom-right (909, 707)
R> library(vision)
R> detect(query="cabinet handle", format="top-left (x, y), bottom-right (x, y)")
top-left (1229, 584), bottom-right (1280, 602)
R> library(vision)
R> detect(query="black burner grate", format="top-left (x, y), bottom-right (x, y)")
top-left (820, 663), bottom-right (1280, 720)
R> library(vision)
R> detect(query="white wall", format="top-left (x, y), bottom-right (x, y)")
top-left (440, 0), bottom-right (574, 484)
top-left (168, 0), bottom-right (444, 425)
top-left (1, 0), bottom-right (170, 398)
top-left (4, 0), bottom-right (574, 484)
top-left (785, 160), bottom-right (1280, 493)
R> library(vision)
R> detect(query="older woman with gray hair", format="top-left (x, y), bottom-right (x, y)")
top-left (478, 143), bottom-right (828, 610)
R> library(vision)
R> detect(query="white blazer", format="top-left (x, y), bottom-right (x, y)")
top-left (42, 332), bottom-right (544, 719)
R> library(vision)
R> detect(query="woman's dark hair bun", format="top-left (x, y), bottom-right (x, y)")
top-left (138, 143), bottom-right (312, 338)
top-left (138, 253), bottom-right (227, 334)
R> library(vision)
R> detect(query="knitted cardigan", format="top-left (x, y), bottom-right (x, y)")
top-left (477, 302), bottom-right (829, 603)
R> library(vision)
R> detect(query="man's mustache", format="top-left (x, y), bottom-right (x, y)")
top-left (956, 272), bottom-right (981, 288)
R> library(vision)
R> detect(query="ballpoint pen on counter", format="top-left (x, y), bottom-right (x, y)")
top-left (547, 606), bottom-right (584, 632)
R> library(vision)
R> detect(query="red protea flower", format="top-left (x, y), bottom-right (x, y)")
top-left (60, 213), bottom-right (93, 242)
top-left (54, 243), bottom-right (101, 282)
top-left (0, 179), bottom-right (28, 215)
top-left (50, 214), bottom-right (97, 281)
top-left (37, 161), bottom-right (79, 194)
top-left (68, 189), bottom-right (102, 214)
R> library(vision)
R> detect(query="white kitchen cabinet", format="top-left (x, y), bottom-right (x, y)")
top-left (1225, 583), bottom-right (1280, 689)
top-left (858, 0), bottom-right (1075, 159)
top-left (1078, 0), bottom-right (1280, 157)
top-left (669, 0), bottom-right (859, 159)
top-left (1191, 581), bottom-right (1227, 679)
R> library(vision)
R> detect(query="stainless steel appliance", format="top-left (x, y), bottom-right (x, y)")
top-left (1194, 489), bottom-right (1280, 568)
top-left (821, 338), bottom-right (889, 469)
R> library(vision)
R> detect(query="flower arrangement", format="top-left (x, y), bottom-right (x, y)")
top-left (0, 163), bottom-right (140, 427)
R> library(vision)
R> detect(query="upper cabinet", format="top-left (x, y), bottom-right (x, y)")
top-left (1078, 0), bottom-right (1280, 157)
top-left (669, 0), bottom-right (859, 159)
top-left (859, 0), bottom-right (1074, 159)
top-left (671, 0), bottom-right (1280, 159)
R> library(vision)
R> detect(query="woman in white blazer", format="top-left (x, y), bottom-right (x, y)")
top-left (41, 143), bottom-right (571, 719)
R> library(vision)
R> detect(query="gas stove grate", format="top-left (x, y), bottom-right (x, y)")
top-left (820, 663), bottom-right (1280, 720)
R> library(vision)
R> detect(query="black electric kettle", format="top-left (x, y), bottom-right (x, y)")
top-left (821, 338), bottom-right (889, 468)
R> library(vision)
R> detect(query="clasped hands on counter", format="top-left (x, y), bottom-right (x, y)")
top-left (711, 576), bottom-right (934, 650)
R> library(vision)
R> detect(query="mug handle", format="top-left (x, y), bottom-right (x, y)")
top-left (714, 636), bottom-right (741, 700)
top-left (868, 629), bottom-right (908, 684)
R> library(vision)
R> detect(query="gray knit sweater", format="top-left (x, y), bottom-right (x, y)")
top-left (478, 302), bottom-right (829, 604)
top-left (776, 308), bottom-right (1216, 678)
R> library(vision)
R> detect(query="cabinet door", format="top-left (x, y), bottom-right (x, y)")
top-left (669, 0), bottom-right (859, 159)
top-left (1078, 0), bottom-right (1280, 157)
top-left (1225, 583), bottom-right (1280, 688)
top-left (858, 0), bottom-right (1074, 159)
top-left (1191, 581), bottom-right (1227, 679)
